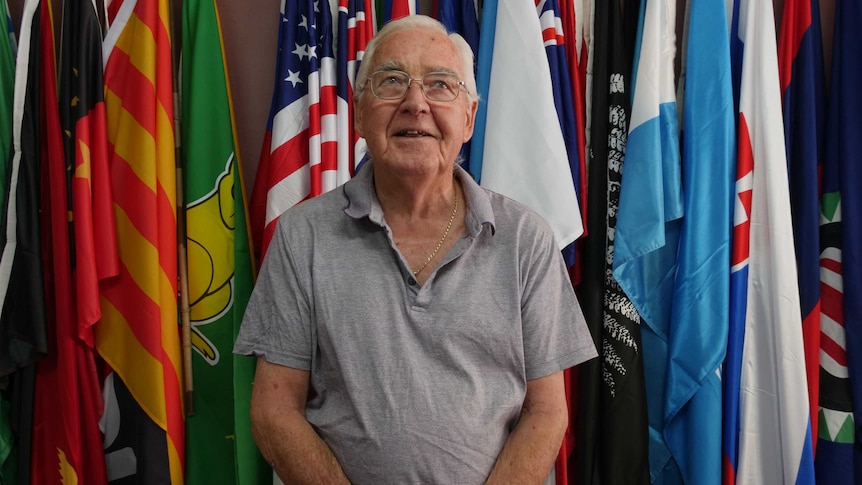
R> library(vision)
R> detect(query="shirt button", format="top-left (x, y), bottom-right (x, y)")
top-left (407, 277), bottom-right (417, 286)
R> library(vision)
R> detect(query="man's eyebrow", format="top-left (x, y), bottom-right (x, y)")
top-left (372, 61), bottom-right (458, 76)
top-left (373, 61), bottom-right (404, 72)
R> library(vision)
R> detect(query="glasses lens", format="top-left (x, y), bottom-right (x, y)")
top-left (371, 71), bottom-right (409, 99)
top-left (422, 73), bottom-right (460, 101)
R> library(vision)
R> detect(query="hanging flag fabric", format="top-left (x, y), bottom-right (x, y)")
top-left (611, 0), bottom-right (681, 482)
top-left (335, 0), bottom-right (372, 181)
top-left (538, 0), bottom-right (582, 269)
top-left (434, 0), bottom-right (478, 177)
top-left (0, 0), bottom-right (47, 378)
top-left (732, 0), bottom-right (816, 482)
top-left (777, 0), bottom-right (826, 451)
top-left (1, 2), bottom-right (44, 484)
top-left (249, 0), bottom-right (339, 261)
top-left (471, 0), bottom-right (582, 251)
top-left (659, 0), bottom-right (735, 482)
top-left (0, 0), bottom-right (15, 211)
top-left (0, 2), bottom-right (14, 460)
top-left (814, 2), bottom-right (856, 479)
top-left (381, 0), bottom-right (415, 24)
top-left (98, 0), bottom-right (184, 483)
top-left (58, 0), bottom-right (118, 346)
top-left (30, 0), bottom-right (110, 482)
top-left (829, 0), bottom-right (862, 481)
top-left (574, 0), bottom-right (643, 484)
top-left (181, 0), bottom-right (270, 483)
top-left (556, 0), bottom-right (587, 235)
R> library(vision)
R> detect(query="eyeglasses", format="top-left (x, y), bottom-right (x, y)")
top-left (367, 70), bottom-right (465, 102)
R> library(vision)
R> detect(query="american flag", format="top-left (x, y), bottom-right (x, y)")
top-left (251, 0), bottom-right (339, 260)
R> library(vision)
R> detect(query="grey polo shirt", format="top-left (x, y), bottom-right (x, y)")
top-left (234, 162), bottom-right (597, 484)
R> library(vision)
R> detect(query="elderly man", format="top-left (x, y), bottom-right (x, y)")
top-left (234, 14), bottom-right (597, 485)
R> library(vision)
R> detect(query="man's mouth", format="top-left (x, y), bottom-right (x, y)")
top-left (396, 130), bottom-right (431, 137)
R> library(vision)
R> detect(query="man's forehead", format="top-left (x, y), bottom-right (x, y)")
top-left (371, 29), bottom-right (461, 72)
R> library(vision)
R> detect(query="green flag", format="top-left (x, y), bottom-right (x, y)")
top-left (1, 1), bottom-right (16, 208)
top-left (181, 0), bottom-right (268, 483)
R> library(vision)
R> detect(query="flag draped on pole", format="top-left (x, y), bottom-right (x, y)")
top-left (30, 0), bottom-right (114, 483)
top-left (731, 0), bottom-right (816, 482)
top-left (659, 0), bottom-right (735, 483)
top-left (777, 0), bottom-right (826, 452)
top-left (611, 0), bottom-right (681, 482)
top-left (0, 0), bottom-right (47, 380)
top-left (250, 0), bottom-right (339, 261)
top-left (828, 1), bottom-right (862, 482)
top-left (434, 0), bottom-right (478, 177)
top-left (336, 0), bottom-right (372, 181)
top-left (471, 0), bottom-right (582, 251)
top-left (1, 2), bottom-right (44, 483)
top-left (380, 0), bottom-right (416, 25)
top-left (814, 3), bottom-right (857, 481)
top-left (575, 0), bottom-right (644, 483)
top-left (0, 5), bottom-right (17, 477)
top-left (0, 0), bottom-right (14, 210)
top-left (98, 0), bottom-right (184, 483)
top-left (181, 0), bottom-right (270, 483)
top-left (58, 0), bottom-right (118, 346)
top-left (538, 0), bottom-right (582, 270)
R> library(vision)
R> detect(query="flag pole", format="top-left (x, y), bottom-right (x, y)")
top-left (169, 0), bottom-right (195, 416)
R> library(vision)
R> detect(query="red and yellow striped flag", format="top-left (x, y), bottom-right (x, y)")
top-left (97, 0), bottom-right (184, 483)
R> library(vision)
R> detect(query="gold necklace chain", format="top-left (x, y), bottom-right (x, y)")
top-left (412, 188), bottom-right (459, 277)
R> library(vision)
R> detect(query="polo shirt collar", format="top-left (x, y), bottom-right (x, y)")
top-left (342, 160), bottom-right (496, 237)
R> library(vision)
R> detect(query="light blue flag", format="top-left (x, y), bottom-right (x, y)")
top-left (470, 0), bottom-right (582, 249)
top-left (611, 0), bottom-right (683, 480)
top-left (662, 0), bottom-right (735, 483)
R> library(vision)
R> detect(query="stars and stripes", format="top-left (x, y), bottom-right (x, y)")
top-left (251, 0), bottom-right (339, 260)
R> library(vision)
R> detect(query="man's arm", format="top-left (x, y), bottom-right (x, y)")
top-left (250, 357), bottom-right (350, 484)
top-left (485, 371), bottom-right (568, 485)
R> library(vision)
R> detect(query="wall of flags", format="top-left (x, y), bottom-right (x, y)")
top-left (0, 0), bottom-right (859, 484)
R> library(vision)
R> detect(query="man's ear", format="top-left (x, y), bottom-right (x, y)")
top-left (462, 99), bottom-right (478, 142)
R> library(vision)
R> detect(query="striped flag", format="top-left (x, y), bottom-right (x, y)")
top-left (660, 0), bottom-right (735, 482)
top-left (181, 0), bottom-right (270, 483)
top-left (777, 0), bottom-right (826, 452)
top-left (336, 0), bottom-right (372, 180)
top-left (611, 0), bottom-right (682, 483)
top-left (828, 0), bottom-right (862, 481)
top-left (471, 0), bottom-right (582, 251)
top-left (731, 0), bottom-right (815, 482)
top-left (250, 0), bottom-right (339, 261)
top-left (98, 0), bottom-right (184, 483)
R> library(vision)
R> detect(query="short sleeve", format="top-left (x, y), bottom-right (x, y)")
top-left (233, 218), bottom-right (315, 370)
top-left (520, 222), bottom-right (597, 380)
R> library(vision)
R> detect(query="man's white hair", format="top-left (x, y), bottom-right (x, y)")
top-left (354, 15), bottom-right (478, 102)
